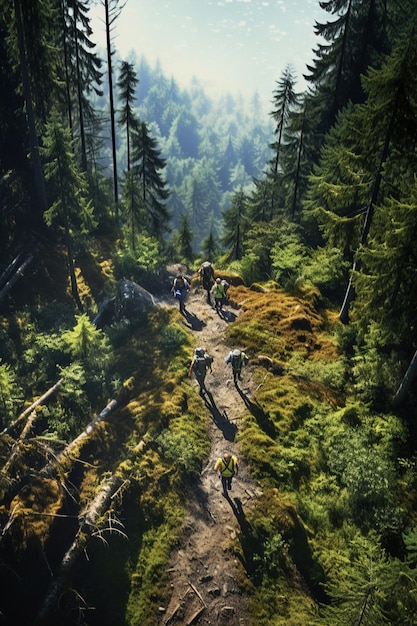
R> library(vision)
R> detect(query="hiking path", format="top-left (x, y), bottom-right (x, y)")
top-left (158, 284), bottom-right (262, 626)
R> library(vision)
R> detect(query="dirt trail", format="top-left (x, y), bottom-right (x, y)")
top-left (158, 287), bottom-right (262, 626)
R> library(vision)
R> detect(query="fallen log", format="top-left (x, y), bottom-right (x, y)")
top-left (0, 252), bottom-right (34, 303)
top-left (40, 395), bottom-right (122, 478)
top-left (1, 378), bottom-right (63, 437)
top-left (35, 472), bottom-right (126, 625)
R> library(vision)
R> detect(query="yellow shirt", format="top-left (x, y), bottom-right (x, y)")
top-left (214, 456), bottom-right (238, 477)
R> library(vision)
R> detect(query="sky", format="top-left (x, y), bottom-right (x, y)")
top-left (90, 0), bottom-right (324, 106)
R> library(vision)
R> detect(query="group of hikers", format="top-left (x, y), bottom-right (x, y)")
top-left (172, 262), bottom-right (247, 495)
top-left (171, 261), bottom-right (229, 315)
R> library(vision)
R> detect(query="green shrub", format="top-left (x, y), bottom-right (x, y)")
top-left (158, 324), bottom-right (189, 355)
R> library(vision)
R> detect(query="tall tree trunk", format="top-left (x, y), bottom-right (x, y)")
top-left (104, 0), bottom-right (119, 217)
top-left (339, 108), bottom-right (395, 323)
top-left (64, 219), bottom-right (83, 312)
top-left (392, 349), bottom-right (417, 409)
top-left (14, 0), bottom-right (48, 221)
top-left (74, 1), bottom-right (88, 172)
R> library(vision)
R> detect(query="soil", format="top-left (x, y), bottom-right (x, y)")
top-left (158, 285), bottom-right (262, 626)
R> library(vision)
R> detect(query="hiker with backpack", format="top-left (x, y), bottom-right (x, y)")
top-left (199, 261), bottom-right (215, 304)
top-left (225, 348), bottom-right (249, 383)
top-left (189, 347), bottom-right (214, 395)
top-left (211, 277), bottom-right (226, 312)
top-left (214, 452), bottom-right (238, 494)
top-left (172, 275), bottom-right (190, 314)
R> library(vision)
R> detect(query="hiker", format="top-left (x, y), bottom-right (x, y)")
top-left (189, 347), bottom-right (214, 394)
top-left (214, 452), bottom-right (238, 494)
top-left (211, 277), bottom-right (226, 312)
top-left (172, 275), bottom-right (190, 314)
top-left (199, 261), bottom-right (215, 304)
top-left (225, 348), bottom-right (249, 383)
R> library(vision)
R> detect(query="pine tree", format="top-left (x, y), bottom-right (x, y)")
top-left (176, 213), bottom-right (193, 263)
top-left (121, 168), bottom-right (145, 251)
top-left (42, 108), bottom-right (96, 311)
top-left (131, 121), bottom-right (170, 237)
top-left (305, 0), bottom-right (389, 134)
top-left (117, 60), bottom-right (139, 172)
top-left (101, 0), bottom-right (126, 217)
top-left (61, 0), bottom-right (103, 172)
top-left (221, 188), bottom-right (248, 261)
top-left (269, 65), bottom-right (298, 177)
top-left (201, 230), bottom-right (218, 262)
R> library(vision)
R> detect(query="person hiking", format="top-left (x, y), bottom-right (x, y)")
top-left (211, 277), bottom-right (226, 312)
top-left (189, 347), bottom-right (214, 395)
top-left (172, 275), bottom-right (190, 314)
top-left (199, 261), bottom-right (215, 304)
top-left (225, 348), bottom-right (249, 383)
top-left (214, 452), bottom-right (238, 494)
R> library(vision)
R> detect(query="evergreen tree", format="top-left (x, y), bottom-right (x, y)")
top-left (61, 0), bottom-right (103, 172)
top-left (218, 135), bottom-right (237, 191)
top-left (117, 60), bottom-right (139, 171)
top-left (305, 0), bottom-right (389, 135)
top-left (101, 0), bottom-right (126, 217)
top-left (201, 230), bottom-right (218, 262)
top-left (42, 108), bottom-right (96, 311)
top-left (221, 188), bottom-right (247, 261)
top-left (121, 168), bottom-right (145, 251)
top-left (176, 213), bottom-right (193, 262)
top-left (131, 120), bottom-right (170, 237)
top-left (269, 65), bottom-right (298, 177)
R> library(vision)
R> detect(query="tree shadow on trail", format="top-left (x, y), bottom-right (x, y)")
top-left (202, 389), bottom-right (237, 442)
top-left (235, 385), bottom-right (277, 439)
top-left (182, 309), bottom-right (206, 331)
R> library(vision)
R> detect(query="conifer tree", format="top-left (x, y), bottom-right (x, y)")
top-left (176, 213), bottom-right (193, 263)
top-left (201, 230), bottom-right (218, 262)
top-left (61, 0), bottom-right (103, 172)
top-left (100, 0), bottom-right (126, 217)
top-left (269, 65), bottom-right (298, 177)
top-left (131, 121), bottom-right (170, 237)
top-left (221, 188), bottom-right (247, 261)
top-left (121, 168), bottom-right (145, 251)
top-left (305, 0), bottom-right (389, 134)
top-left (117, 60), bottom-right (139, 172)
top-left (305, 24), bottom-right (417, 322)
top-left (42, 108), bottom-right (96, 311)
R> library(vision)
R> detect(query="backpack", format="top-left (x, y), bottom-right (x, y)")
top-left (231, 350), bottom-right (242, 369)
top-left (201, 262), bottom-right (212, 278)
top-left (193, 348), bottom-right (213, 375)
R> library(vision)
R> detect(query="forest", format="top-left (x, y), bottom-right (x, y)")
top-left (1, 0), bottom-right (417, 624)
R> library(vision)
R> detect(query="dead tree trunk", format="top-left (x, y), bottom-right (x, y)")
top-left (40, 393), bottom-right (124, 478)
top-left (35, 473), bottom-right (126, 625)
top-left (1, 378), bottom-right (63, 437)
top-left (0, 252), bottom-right (34, 303)
top-left (392, 349), bottom-right (417, 409)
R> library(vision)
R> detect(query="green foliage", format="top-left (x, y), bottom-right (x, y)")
top-left (0, 361), bottom-right (23, 427)
top-left (270, 222), bottom-right (310, 288)
top-left (62, 314), bottom-right (111, 363)
top-left (114, 234), bottom-right (163, 281)
top-left (303, 246), bottom-right (349, 299)
top-left (314, 534), bottom-right (406, 626)
top-left (158, 324), bottom-right (189, 355)
top-left (351, 321), bottom-right (402, 409)
top-left (156, 426), bottom-right (203, 476)
top-left (288, 353), bottom-right (346, 391)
